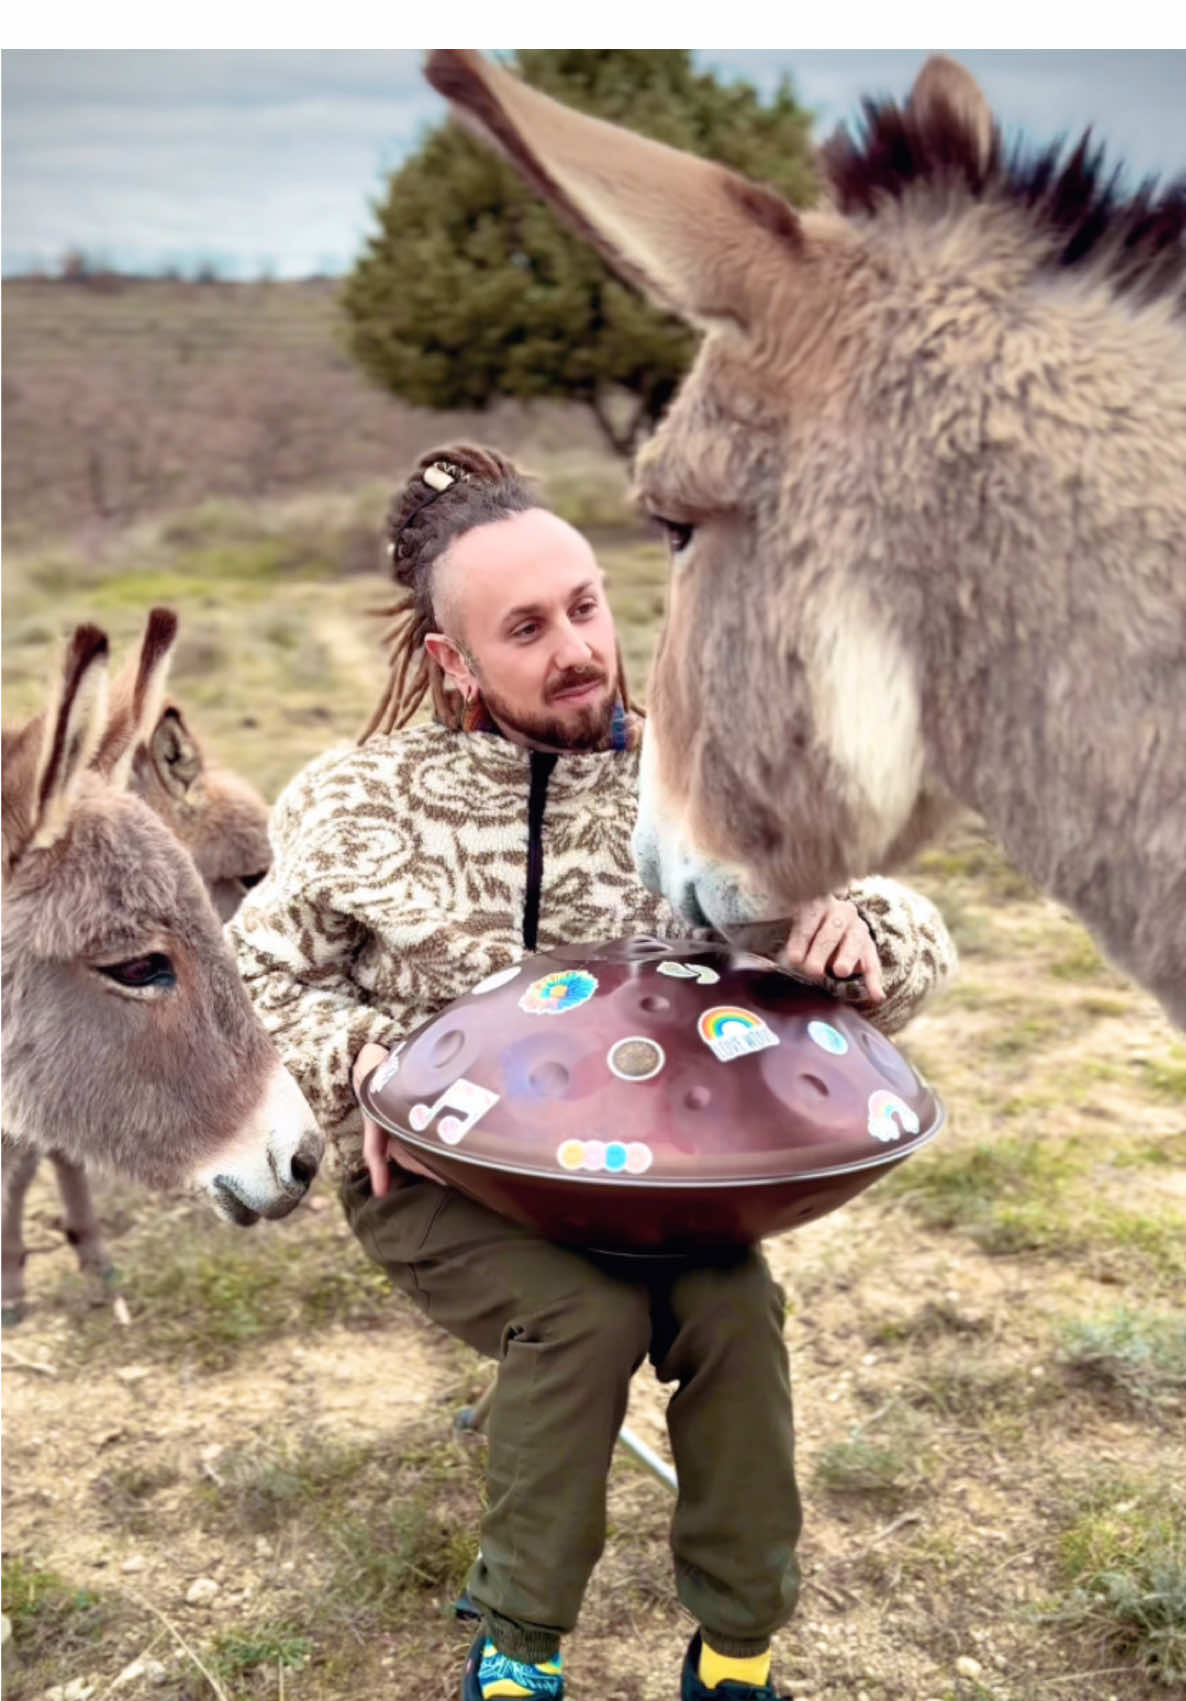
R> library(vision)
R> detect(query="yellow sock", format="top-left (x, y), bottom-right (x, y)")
top-left (698, 1642), bottom-right (772, 1691)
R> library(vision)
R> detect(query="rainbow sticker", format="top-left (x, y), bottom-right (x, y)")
top-left (808, 1020), bottom-right (849, 1056)
top-left (867, 1089), bottom-right (921, 1144)
top-left (470, 964), bottom-right (522, 997)
top-left (607, 1037), bottom-right (666, 1082)
top-left (557, 1139), bottom-right (653, 1175)
top-left (519, 969), bottom-right (599, 1016)
top-left (698, 1006), bottom-right (779, 1063)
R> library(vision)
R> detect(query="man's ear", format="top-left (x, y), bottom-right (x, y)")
top-left (425, 632), bottom-right (477, 697)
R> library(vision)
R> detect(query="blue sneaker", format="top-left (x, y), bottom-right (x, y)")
top-left (680, 1633), bottom-right (788, 1701)
top-left (462, 1629), bottom-right (564, 1701)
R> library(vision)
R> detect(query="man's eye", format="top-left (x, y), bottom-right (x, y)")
top-left (572, 600), bottom-right (597, 619)
top-left (513, 624), bottom-right (539, 642)
top-left (96, 952), bottom-right (176, 990)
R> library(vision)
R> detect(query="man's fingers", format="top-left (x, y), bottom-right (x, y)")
top-left (363, 1117), bottom-right (391, 1198)
top-left (860, 943), bottom-right (885, 1004)
top-left (801, 909), bottom-right (849, 979)
top-left (782, 898), bottom-right (828, 966)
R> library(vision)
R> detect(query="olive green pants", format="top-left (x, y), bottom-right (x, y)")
top-left (341, 1163), bottom-right (802, 1662)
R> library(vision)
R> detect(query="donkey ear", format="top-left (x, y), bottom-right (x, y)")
top-left (28, 625), bottom-right (110, 854)
top-left (908, 55), bottom-right (994, 171)
top-left (424, 50), bottom-right (804, 332)
top-left (150, 706), bottom-right (203, 800)
top-left (95, 606), bottom-right (179, 789)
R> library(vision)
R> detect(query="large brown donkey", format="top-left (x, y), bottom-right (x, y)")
top-left (2, 614), bottom-right (324, 1320)
top-left (424, 52), bottom-right (1186, 1028)
top-left (2, 611), bottom-right (283, 1319)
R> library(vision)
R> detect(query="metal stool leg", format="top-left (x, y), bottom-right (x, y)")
top-left (454, 1377), bottom-right (678, 1492)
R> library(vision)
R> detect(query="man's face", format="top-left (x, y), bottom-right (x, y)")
top-left (430, 508), bottom-right (621, 751)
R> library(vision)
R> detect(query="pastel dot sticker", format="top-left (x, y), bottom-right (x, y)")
top-left (519, 969), bottom-right (599, 1016)
top-left (555, 1138), bottom-right (654, 1176)
top-left (698, 1006), bottom-right (779, 1063)
top-left (607, 1036), bottom-right (666, 1082)
top-left (470, 964), bottom-right (522, 997)
top-left (867, 1089), bottom-right (921, 1144)
top-left (807, 1020), bottom-right (849, 1056)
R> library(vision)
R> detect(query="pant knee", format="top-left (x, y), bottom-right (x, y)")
top-left (505, 1269), bottom-right (651, 1377)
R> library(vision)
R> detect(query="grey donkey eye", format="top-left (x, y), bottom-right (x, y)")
top-left (96, 952), bottom-right (177, 992)
top-left (656, 517), bottom-right (695, 557)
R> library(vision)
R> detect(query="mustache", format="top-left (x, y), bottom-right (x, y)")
top-left (547, 666), bottom-right (609, 701)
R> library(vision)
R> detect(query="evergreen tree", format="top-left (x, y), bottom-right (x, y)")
top-left (342, 51), bottom-right (815, 456)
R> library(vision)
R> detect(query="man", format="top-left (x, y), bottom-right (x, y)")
top-left (229, 443), bottom-right (956, 1701)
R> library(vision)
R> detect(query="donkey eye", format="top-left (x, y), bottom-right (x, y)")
top-left (96, 952), bottom-right (176, 991)
top-left (656, 518), bottom-right (695, 557)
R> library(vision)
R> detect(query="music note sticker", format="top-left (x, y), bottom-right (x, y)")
top-left (408, 1078), bottom-right (500, 1145)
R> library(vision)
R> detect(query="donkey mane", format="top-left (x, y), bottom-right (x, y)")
top-left (824, 97), bottom-right (1186, 313)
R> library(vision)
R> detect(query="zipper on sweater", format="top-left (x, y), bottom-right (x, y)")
top-left (523, 751), bottom-right (558, 952)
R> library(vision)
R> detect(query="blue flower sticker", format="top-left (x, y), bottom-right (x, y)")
top-left (519, 969), bottom-right (599, 1016)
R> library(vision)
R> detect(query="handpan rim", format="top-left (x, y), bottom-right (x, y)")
top-left (358, 1083), bottom-right (947, 1187)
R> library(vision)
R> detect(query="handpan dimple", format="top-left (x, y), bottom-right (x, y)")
top-left (431, 1029), bottom-right (466, 1069)
top-left (360, 936), bottom-right (945, 1254)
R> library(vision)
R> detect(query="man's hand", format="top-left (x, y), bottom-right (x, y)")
top-left (352, 1042), bottom-right (441, 1196)
top-left (782, 896), bottom-right (884, 1005)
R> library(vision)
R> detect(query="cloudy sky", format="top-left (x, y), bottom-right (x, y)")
top-left (3, 49), bottom-right (1184, 279)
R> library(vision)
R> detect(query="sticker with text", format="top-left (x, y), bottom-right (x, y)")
top-left (698, 1006), bottom-right (779, 1062)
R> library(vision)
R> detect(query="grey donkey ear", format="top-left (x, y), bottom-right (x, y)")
top-left (908, 55), bottom-right (994, 172)
top-left (28, 625), bottom-right (111, 855)
top-left (150, 707), bottom-right (202, 798)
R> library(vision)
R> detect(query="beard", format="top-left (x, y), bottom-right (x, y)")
top-left (477, 665), bottom-right (617, 752)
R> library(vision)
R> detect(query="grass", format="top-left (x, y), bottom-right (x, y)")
top-left (90, 1460), bottom-right (181, 1535)
top-left (813, 1408), bottom-right (930, 1507)
top-left (190, 1425), bottom-right (482, 1641)
top-left (58, 1202), bottom-right (396, 1373)
top-left (1043, 1481), bottom-right (1186, 1688)
top-left (209, 1624), bottom-right (313, 1679)
top-left (1, 1556), bottom-right (124, 1691)
top-left (1056, 1309), bottom-right (1186, 1411)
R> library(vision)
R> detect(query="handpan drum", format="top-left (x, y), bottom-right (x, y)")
top-left (358, 936), bottom-right (944, 1255)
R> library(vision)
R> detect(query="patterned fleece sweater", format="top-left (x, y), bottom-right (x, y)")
top-left (227, 721), bottom-right (957, 1173)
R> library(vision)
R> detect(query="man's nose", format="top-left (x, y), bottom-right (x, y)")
top-left (553, 622), bottom-right (594, 670)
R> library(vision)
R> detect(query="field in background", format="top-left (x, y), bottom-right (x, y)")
top-left (2, 283), bottom-right (1183, 1701)
top-left (1, 279), bottom-right (608, 550)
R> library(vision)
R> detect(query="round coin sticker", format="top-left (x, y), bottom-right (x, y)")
top-left (607, 1036), bottom-right (666, 1082)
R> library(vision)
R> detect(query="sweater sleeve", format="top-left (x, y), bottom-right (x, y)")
top-left (838, 874), bottom-right (958, 1036)
top-left (225, 753), bottom-right (408, 1147)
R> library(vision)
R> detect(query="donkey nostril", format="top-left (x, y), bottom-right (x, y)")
top-left (290, 1154), bottom-right (317, 1190)
top-left (289, 1141), bottom-right (320, 1190)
